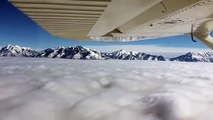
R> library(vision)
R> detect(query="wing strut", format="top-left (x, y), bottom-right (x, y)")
top-left (191, 25), bottom-right (197, 42)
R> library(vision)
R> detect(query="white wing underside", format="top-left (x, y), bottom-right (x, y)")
top-left (9, 0), bottom-right (213, 46)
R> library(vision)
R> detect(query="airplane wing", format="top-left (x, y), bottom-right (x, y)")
top-left (9, 0), bottom-right (213, 48)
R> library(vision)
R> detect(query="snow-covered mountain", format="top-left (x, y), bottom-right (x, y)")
top-left (0, 45), bottom-right (103, 59)
top-left (37, 46), bottom-right (103, 60)
top-left (2, 45), bottom-right (213, 62)
top-left (170, 52), bottom-right (213, 62)
top-left (102, 49), bottom-right (166, 61)
top-left (0, 45), bottom-right (38, 57)
top-left (0, 45), bottom-right (166, 61)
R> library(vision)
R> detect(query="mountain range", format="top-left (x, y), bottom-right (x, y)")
top-left (0, 45), bottom-right (213, 62)
top-left (170, 52), bottom-right (213, 62)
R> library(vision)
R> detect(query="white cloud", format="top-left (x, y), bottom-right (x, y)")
top-left (1, 58), bottom-right (213, 120)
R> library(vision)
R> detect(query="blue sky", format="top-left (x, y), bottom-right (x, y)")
top-left (0, 0), bottom-right (210, 52)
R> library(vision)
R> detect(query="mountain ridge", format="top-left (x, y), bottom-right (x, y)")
top-left (170, 52), bottom-right (213, 62)
top-left (1, 45), bottom-right (213, 62)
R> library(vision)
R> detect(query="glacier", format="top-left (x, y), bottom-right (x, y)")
top-left (0, 58), bottom-right (213, 120)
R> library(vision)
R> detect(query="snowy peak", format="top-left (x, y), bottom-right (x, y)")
top-left (170, 52), bottom-right (213, 62)
top-left (37, 46), bottom-right (103, 60)
top-left (103, 49), bottom-right (166, 61)
top-left (115, 49), bottom-right (128, 54)
top-left (0, 45), bottom-right (37, 57)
